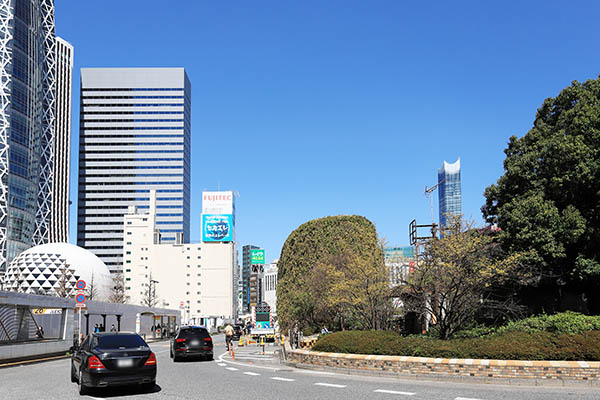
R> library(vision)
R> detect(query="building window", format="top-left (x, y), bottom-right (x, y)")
top-left (126, 260), bottom-right (131, 264)
top-left (125, 278), bottom-right (131, 281)
top-left (125, 269), bottom-right (131, 272)
top-left (127, 221), bottom-right (132, 225)
top-left (126, 251), bottom-right (131, 255)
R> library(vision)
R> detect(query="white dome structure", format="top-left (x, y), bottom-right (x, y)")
top-left (3, 243), bottom-right (112, 300)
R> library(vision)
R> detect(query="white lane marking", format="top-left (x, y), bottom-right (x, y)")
top-left (315, 382), bottom-right (346, 388)
top-left (226, 367), bottom-right (239, 371)
top-left (455, 398), bottom-right (485, 400)
top-left (374, 389), bottom-right (416, 396)
top-left (217, 363), bottom-right (227, 366)
top-left (271, 377), bottom-right (296, 382)
top-left (155, 350), bottom-right (169, 354)
top-left (244, 371), bottom-right (261, 376)
top-left (217, 351), bottom-right (283, 371)
top-left (298, 370), bottom-right (337, 376)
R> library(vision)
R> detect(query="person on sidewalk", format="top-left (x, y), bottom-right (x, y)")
top-left (110, 324), bottom-right (117, 333)
top-left (224, 323), bottom-right (234, 351)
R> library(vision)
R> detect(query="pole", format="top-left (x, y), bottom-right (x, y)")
top-left (78, 309), bottom-right (82, 345)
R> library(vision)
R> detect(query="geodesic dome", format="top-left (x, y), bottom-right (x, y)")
top-left (2, 242), bottom-right (111, 300)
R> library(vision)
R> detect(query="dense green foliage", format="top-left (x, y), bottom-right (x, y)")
top-left (482, 77), bottom-right (600, 314)
top-left (313, 329), bottom-right (600, 360)
top-left (454, 311), bottom-right (600, 338)
top-left (277, 215), bottom-right (389, 332)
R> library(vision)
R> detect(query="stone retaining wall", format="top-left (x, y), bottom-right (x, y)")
top-left (287, 348), bottom-right (600, 386)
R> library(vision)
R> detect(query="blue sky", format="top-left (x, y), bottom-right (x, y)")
top-left (56, 1), bottom-right (600, 263)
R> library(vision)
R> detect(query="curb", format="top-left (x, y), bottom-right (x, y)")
top-left (285, 346), bottom-right (600, 387)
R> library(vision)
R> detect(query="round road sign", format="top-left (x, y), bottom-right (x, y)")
top-left (76, 293), bottom-right (86, 303)
top-left (75, 280), bottom-right (86, 290)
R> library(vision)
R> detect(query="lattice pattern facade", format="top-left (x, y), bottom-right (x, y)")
top-left (0, 0), bottom-right (62, 272)
top-left (4, 251), bottom-right (77, 295)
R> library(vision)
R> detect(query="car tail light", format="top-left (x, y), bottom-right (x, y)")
top-left (204, 337), bottom-right (212, 342)
top-left (144, 352), bottom-right (157, 366)
top-left (176, 338), bottom-right (186, 343)
top-left (88, 355), bottom-right (106, 370)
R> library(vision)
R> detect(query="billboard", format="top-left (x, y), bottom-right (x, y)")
top-left (202, 191), bottom-right (234, 215)
top-left (202, 214), bottom-right (233, 242)
top-left (250, 249), bottom-right (265, 265)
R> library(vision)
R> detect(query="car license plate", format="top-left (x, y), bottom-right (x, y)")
top-left (190, 340), bottom-right (199, 346)
top-left (117, 359), bottom-right (133, 368)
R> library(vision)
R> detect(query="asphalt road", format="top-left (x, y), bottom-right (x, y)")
top-left (0, 338), bottom-right (598, 400)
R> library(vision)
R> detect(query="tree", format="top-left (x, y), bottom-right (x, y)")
top-left (482, 76), bottom-right (600, 314)
top-left (86, 273), bottom-right (98, 301)
top-left (108, 273), bottom-right (129, 304)
top-left (278, 215), bottom-right (392, 332)
top-left (55, 266), bottom-right (73, 298)
top-left (142, 273), bottom-right (158, 308)
top-left (403, 217), bottom-right (527, 339)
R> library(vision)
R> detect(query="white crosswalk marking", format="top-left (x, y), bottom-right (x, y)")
top-left (374, 389), bottom-right (416, 396)
top-left (226, 367), bottom-right (239, 371)
top-left (270, 377), bottom-right (295, 382)
top-left (455, 398), bottom-right (485, 400)
top-left (217, 363), bottom-right (227, 366)
top-left (315, 382), bottom-right (346, 388)
top-left (243, 371), bottom-right (261, 376)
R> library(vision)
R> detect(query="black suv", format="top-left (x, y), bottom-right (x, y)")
top-left (170, 326), bottom-right (213, 361)
top-left (70, 332), bottom-right (156, 396)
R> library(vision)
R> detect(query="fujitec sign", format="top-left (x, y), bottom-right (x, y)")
top-left (202, 191), bottom-right (234, 214)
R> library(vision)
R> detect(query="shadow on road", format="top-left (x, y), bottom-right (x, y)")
top-left (89, 383), bottom-right (162, 398)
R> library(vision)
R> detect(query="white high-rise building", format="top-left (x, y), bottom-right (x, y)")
top-left (262, 260), bottom-right (278, 316)
top-left (51, 37), bottom-right (73, 243)
top-left (123, 192), bottom-right (235, 326)
top-left (77, 68), bottom-right (191, 273)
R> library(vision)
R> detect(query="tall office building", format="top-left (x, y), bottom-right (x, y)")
top-left (51, 37), bottom-right (73, 243)
top-left (0, 0), bottom-right (63, 271)
top-left (438, 158), bottom-right (462, 229)
top-left (78, 68), bottom-right (191, 273)
top-left (241, 244), bottom-right (259, 313)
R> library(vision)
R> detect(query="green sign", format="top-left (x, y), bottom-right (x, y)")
top-left (250, 249), bottom-right (265, 265)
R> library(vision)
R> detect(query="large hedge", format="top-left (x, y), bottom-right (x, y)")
top-left (312, 330), bottom-right (600, 361)
top-left (277, 215), bottom-right (387, 332)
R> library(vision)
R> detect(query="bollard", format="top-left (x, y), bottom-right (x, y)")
top-left (238, 337), bottom-right (244, 347)
top-left (260, 335), bottom-right (265, 355)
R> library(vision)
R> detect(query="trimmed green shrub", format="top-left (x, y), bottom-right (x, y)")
top-left (312, 329), bottom-right (600, 360)
top-left (455, 312), bottom-right (600, 338)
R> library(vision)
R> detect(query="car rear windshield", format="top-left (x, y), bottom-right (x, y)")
top-left (97, 334), bottom-right (147, 349)
top-left (179, 328), bottom-right (209, 338)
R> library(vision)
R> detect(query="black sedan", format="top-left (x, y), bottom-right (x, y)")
top-left (71, 332), bottom-right (156, 395)
top-left (170, 326), bottom-right (213, 361)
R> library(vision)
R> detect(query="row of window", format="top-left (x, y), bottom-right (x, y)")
top-left (83, 150), bottom-right (183, 154)
top-left (82, 111), bottom-right (184, 115)
top-left (83, 88), bottom-right (184, 92)
top-left (80, 197), bottom-right (183, 202)
top-left (80, 157), bottom-right (184, 162)
top-left (80, 189), bottom-right (184, 193)
top-left (82, 126), bottom-right (183, 131)
top-left (81, 135), bottom-right (185, 139)
top-left (82, 95), bottom-right (184, 99)
top-left (81, 165), bottom-right (183, 170)
top-left (82, 142), bottom-right (184, 147)
top-left (83, 173), bottom-right (182, 178)
top-left (82, 118), bottom-right (184, 123)
top-left (82, 103), bottom-right (183, 107)
top-left (83, 181), bottom-right (183, 186)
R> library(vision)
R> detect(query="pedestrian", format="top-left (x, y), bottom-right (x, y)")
top-left (321, 326), bottom-right (329, 335)
top-left (93, 324), bottom-right (99, 333)
top-left (36, 325), bottom-right (44, 339)
top-left (110, 324), bottom-right (117, 333)
top-left (224, 323), bottom-right (234, 351)
top-left (99, 324), bottom-right (105, 332)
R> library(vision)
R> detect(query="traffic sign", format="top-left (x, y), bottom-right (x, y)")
top-left (76, 293), bottom-right (86, 303)
top-left (75, 280), bottom-right (86, 290)
top-left (75, 303), bottom-right (87, 308)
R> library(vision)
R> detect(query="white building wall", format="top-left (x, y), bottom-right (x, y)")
top-left (123, 197), bottom-right (234, 325)
top-left (262, 261), bottom-right (278, 315)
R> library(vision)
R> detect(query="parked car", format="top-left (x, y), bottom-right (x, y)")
top-left (70, 332), bottom-right (156, 396)
top-left (170, 326), bottom-right (213, 361)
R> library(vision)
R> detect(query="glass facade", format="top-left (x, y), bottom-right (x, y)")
top-left (77, 68), bottom-right (191, 273)
top-left (438, 158), bottom-right (462, 229)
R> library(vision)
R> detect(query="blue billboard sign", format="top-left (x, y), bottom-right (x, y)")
top-left (202, 214), bottom-right (233, 242)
